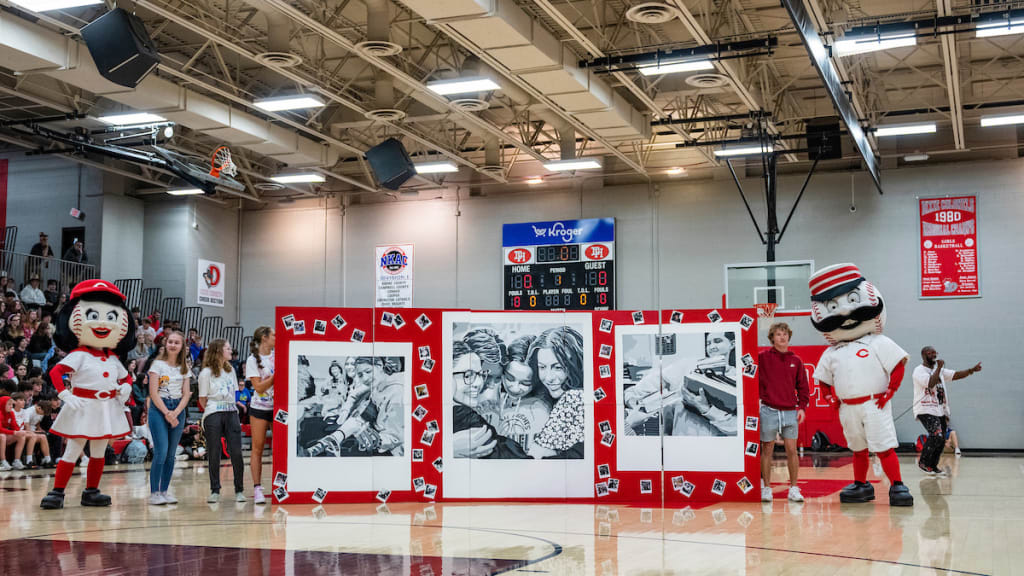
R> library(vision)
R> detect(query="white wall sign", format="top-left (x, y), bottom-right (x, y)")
top-left (198, 259), bottom-right (226, 307)
top-left (375, 244), bottom-right (414, 308)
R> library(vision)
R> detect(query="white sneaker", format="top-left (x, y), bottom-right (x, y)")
top-left (761, 486), bottom-right (773, 502)
top-left (11, 460), bottom-right (24, 470)
top-left (235, 492), bottom-right (247, 503)
top-left (163, 491), bottom-right (178, 504)
top-left (253, 486), bottom-right (266, 504)
top-left (788, 486), bottom-right (804, 502)
top-left (0, 461), bottom-right (11, 471)
top-left (955, 448), bottom-right (962, 456)
top-left (207, 492), bottom-right (220, 504)
top-left (149, 493), bottom-right (167, 505)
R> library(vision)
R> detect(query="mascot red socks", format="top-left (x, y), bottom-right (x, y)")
top-left (809, 264), bottom-right (913, 507)
top-left (41, 280), bottom-right (136, 510)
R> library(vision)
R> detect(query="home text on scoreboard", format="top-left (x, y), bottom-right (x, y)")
top-left (502, 218), bottom-right (615, 311)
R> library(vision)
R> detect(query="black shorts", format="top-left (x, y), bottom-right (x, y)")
top-left (249, 408), bottom-right (273, 422)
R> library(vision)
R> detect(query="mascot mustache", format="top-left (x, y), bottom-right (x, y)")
top-left (811, 299), bottom-right (884, 333)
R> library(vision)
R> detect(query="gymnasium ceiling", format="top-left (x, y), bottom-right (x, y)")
top-left (1, 0), bottom-right (1023, 204)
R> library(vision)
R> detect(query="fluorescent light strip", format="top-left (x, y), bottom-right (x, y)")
top-left (270, 173), bottom-right (326, 184)
top-left (526, 177), bottom-right (544, 185)
top-left (97, 112), bottom-right (167, 125)
top-left (713, 145), bottom-right (773, 157)
top-left (976, 20), bottom-right (1024, 38)
top-left (543, 159), bottom-right (602, 171)
top-left (874, 123), bottom-right (936, 137)
top-left (638, 59), bottom-right (714, 76)
top-left (167, 188), bottom-right (204, 196)
top-left (426, 77), bottom-right (501, 96)
top-left (903, 153), bottom-right (930, 162)
top-left (834, 35), bottom-right (916, 56)
top-left (414, 161), bottom-right (459, 174)
top-left (9, 0), bottom-right (102, 11)
top-left (980, 113), bottom-right (1024, 127)
top-left (253, 95), bottom-right (325, 112)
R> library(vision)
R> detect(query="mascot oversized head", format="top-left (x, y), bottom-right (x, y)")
top-left (54, 280), bottom-right (136, 355)
top-left (808, 263), bottom-right (885, 345)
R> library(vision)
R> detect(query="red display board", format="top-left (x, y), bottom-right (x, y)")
top-left (919, 196), bottom-right (979, 298)
top-left (271, 307), bottom-right (760, 505)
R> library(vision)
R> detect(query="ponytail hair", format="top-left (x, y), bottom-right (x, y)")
top-left (250, 326), bottom-right (273, 370)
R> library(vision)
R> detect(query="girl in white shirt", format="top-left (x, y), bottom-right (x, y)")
top-left (244, 326), bottom-right (274, 504)
top-left (147, 331), bottom-right (191, 505)
top-left (198, 339), bottom-right (245, 503)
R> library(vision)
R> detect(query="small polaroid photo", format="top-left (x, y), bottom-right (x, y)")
top-left (740, 314), bottom-right (754, 331)
top-left (413, 477), bottom-right (426, 492)
top-left (412, 449), bottom-right (424, 462)
top-left (737, 477), bottom-right (754, 494)
top-left (594, 388), bottom-right (607, 402)
top-left (738, 511), bottom-right (754, 528)
top-left (671, 475), bottom-right (685, 492)
top-left (741, 353), bottom-right (754, 367)
top-left (418, 345), bottom-right (431, 360)
top-left (631, 311), bottom-right (645, 325)
top-left (282, 314), bottom-right (295, 330)
top-left (669, 311), bottom-right (684, 324)
top-left (351, 329), bottom-right (365, 342)
top-left (743, 363), bottom-right (758, 378)
top-left (421, 431), bottom-right (436, 446)
top-left (412, 406), bottom-right (428, 421)
top-left (597, 464), bottom-right (611, 479)
top-left (274, 409), bottom-right (289, 425)
top-left (599, 318), bottom-right (614, 333)
top-left (421, 358), bottom-right (435, 373)
top-left (607, 478), bottom-right (619, 493)
top-left (598, 344), bottom-right (612, 359)
top-left (432, 457), bottom-right (443, 473)
top-left (600, 432), bottom-right (615, 447)
top-left (640, 509), bottom-right (653, 524)
top-left (312, 505), bottom-right (326, 520)
top-left (312, 487), bottom-right (328, 503)
top-left (331, 314), bottom-right (347, 331)
top-left (376, 489), bottom-right (392, 503)
top-left (711, 479), bottom-right (727, 496)
top-left (713, 508), bottom-right (727, 525)
top-left (381, 312), bottom-right (394, 327)
top-left (424, 484), bottom-right (437, 499)
top-left (293, 320), bottom-right (306, 335)
top-left (707, 309), bottom-right (723, 323)
top-left (273, 471), bottom-right (288, 488)
top-left (393, 314), bottom-right (405, 329)
top-left (745, 416), bottom-right (759, 431)
top-left (416, 314), bottom-right (432, 331)
top-left (313, 319), bottom-right (327, 335)
top-left (745, 441), bottom-right (759, 457)
top-left (598, 364), bottom-right (611, 379)
top-left (640, 479), bottom-right (653, 494)
top-left (426, 420), bottom-right (439, 433)
top-left (595, 482), bottom-right (609, 497)
top-left (415, 384), bottom-right (429, 400)
top-left (598, 420), bottom-right (612, 434)
top-left (272, 486), bottom-right (289, 502)
top-left (681, 481), bottom-right (695, 498)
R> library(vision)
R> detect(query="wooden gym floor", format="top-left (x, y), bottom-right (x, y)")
top-left (0, 452), bottom-right (1019, 575)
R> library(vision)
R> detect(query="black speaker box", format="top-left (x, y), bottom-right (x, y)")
top-left (81, 8), bottom-right (160, 89)
top-left (807, 118), bottom-right (842, 160)
top-left (365, 138), bottom-right (416, 190)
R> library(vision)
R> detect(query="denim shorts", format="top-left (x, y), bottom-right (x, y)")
top-left (760, 404), bottom-right (799, 442)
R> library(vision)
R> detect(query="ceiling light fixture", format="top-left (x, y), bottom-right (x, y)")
top-left (713, 144), bottom-right (773, 157)
top-left (97, 112), bottom-right (167, 125)
top-left (638, 59), bottom-right (714, 76)
top-left (874, 122), bottom-right (936, 137)
top-left (834, 33), bottom-right (916, 56)
top-left (426, 76), bottom-right (501, 96)
top-left (980, 113), bottom-right (1024, 127)
top-left (976, 19), bottom-right (1024, 38)
top-left (526, 177), bottom-right (544, 185)
top-left (414, 161), bottom-right (459, 174)
top-left (666, 167), bottom-right (687, 175)
top-left (903, 153), bottom-right (930, 162)
top-left (253, 95), bottom-right (325, 112)
top-left (270, 173), bottom-right (326, 184)
top-left (543, 159), bottom-right (602, 171)
top-left (166, 188), bottom-right (204, 196)
top-left (9, 0), bottom-right (102, 11)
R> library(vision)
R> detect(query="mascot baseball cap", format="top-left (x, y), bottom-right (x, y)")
top-left (809, 263), bottom-right (865, 302)
top-left (70, 279), bottom-right (125, 301)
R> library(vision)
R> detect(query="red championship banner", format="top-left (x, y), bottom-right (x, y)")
top-left (919, 195), bottom-right (979, 298)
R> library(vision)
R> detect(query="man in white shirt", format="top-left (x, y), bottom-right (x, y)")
top-left (912, 346), bottom-right (981, 474)
top-left (20, 275), bottom-right (46, 308)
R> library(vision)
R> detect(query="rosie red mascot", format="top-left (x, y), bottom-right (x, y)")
top-left (41, 280), bottom-right (136, 510)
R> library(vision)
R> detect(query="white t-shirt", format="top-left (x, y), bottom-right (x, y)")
top-left (19, 407), bottom-right (43, 432)
top-left (245, 352), bottom-right (274, 411)
top-left (149, 359), bottom-right (188, 399)
top-left (912, 364), bottom-right (954, 417)
top-left (813, 334), bottom-right (908, 398)
top-left (199, 366), bottom-right (238, 415)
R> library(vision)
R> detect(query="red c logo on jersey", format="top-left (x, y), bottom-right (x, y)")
top-left (856, 348), bottom-right (869, 358)
top-left (507, 248), bottom-right (531, 264)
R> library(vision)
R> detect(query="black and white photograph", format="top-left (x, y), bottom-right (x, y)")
top-left (421, 430), bottom-right (435, 446)
top-left (313, 319), bottom-right (327, 335)
top-left (412, 449), bottom-right (423, 462)
top-left (273, 486), bottom-right (289, 502)
top-left (672, 475), bottom-right (685, 491)
top-left (313, 487), bottom-right (328, 503)
top-left (669, 311), bottom-right (683, 324)
top-left (418, 345), bottom-right (431, 360)
top-left (273, 471), bottom-right (288, 487)
top-left (393, 314), bottom-right (406, 329)
top-left (293, 320), bottom-right (306, 335)
top-left (707, 310), bottom-right (723, 323)
top-left (424, 484), bottom-right (436, 499)
top-left (274, 409), bottom-right (289, 425)
top-left (282, 314), bottom-right (295, 330)
top-left (631, 311), bottom-right (645, 325)
top-left (599, 318), bottom-right (614, 333)
top-left (746, 441), bottom-right (759, 457)
top-left (741, 353), bottom-right (754, 367)
top-left (640, 479), bottom-right (653, 494)
top-left (599, 344), bottom-right (612, 359)
top-left (413, 477), bottom-right (425, 492)
top-left (381, 311), bottom-right (394, 326)
top-left (740, 314), bottom-right (754, 330)
top-left (376, 489), bottom-right (391, 502)
top-left (332, 314), bottom-right (347, 331)
top-left (442, 311), bottom-right (594, 499)
top-left (351, 329), bottom-right (365, 342)
top-left (426, 420), bottom-right (439, 433)
top-left (681, 481), bottom-right (695, 497)
top-left (598, 463), bottom-right (611, 478)
top-left (596, 482), bottom-right (609, 497)
top-left (601, 432), bottom-right (615, 447)
top-left (608, 478), bottom-right (619, 492)
top-left (743, 363), bottom-right (758, 378)
top-left (416, 314), bottom-right (432, 330)
top-left (432, 457), bottom-right (443, 472)
top-left (599, 364), bottom-right (612, 379)
top-left (598, 420), bottom-right (611, 434)
top-left (413, 406), bottom-right (427, 421)
top-left (712, 479), bottom-right (727, 496)
top-left (594, 387), bottom-right (607, 402)
top-left (421, 358), bottom-right (435, 372)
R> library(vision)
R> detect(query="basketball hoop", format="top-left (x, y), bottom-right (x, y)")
top-left (753, 302), bottom-right (778, 321)
top-left (209, 145), bottom-right (238, 178)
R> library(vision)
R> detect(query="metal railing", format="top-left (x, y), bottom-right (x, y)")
top-left (0, 249), bottom-right (96, 296)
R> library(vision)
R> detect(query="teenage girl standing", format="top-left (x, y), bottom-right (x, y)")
top-left (245, 327), bottom-right (274, 504)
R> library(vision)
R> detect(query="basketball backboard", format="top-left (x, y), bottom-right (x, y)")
top-left (724, 260), bottom-right (814, 314)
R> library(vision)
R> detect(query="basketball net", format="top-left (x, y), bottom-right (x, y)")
top-left (210, 146), bottom-right (238, 178)
top-left (753, 302), bottom-right (778, 321)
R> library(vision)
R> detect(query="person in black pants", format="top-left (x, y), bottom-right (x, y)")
top-left (197, 339), bottom-right (246, 503)
top-left (912, 346), bottom-right (981, 474)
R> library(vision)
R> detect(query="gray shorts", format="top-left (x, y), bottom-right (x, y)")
top-left (760, 404), bottom-right (799, 442)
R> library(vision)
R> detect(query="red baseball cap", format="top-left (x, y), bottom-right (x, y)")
top-left (70, 279), bottom-right (125, 301)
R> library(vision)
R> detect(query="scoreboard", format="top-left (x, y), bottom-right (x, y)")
top-left (502, 218), bottom-right (615, 311)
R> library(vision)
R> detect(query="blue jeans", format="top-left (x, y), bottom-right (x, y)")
top-left (149, 398), bottom-right (186, 493)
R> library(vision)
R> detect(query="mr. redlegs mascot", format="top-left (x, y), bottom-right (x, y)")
top-left (41, 280), bottom-right (136, 510)
top-left (809, 264), bottom-right (913, 506)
